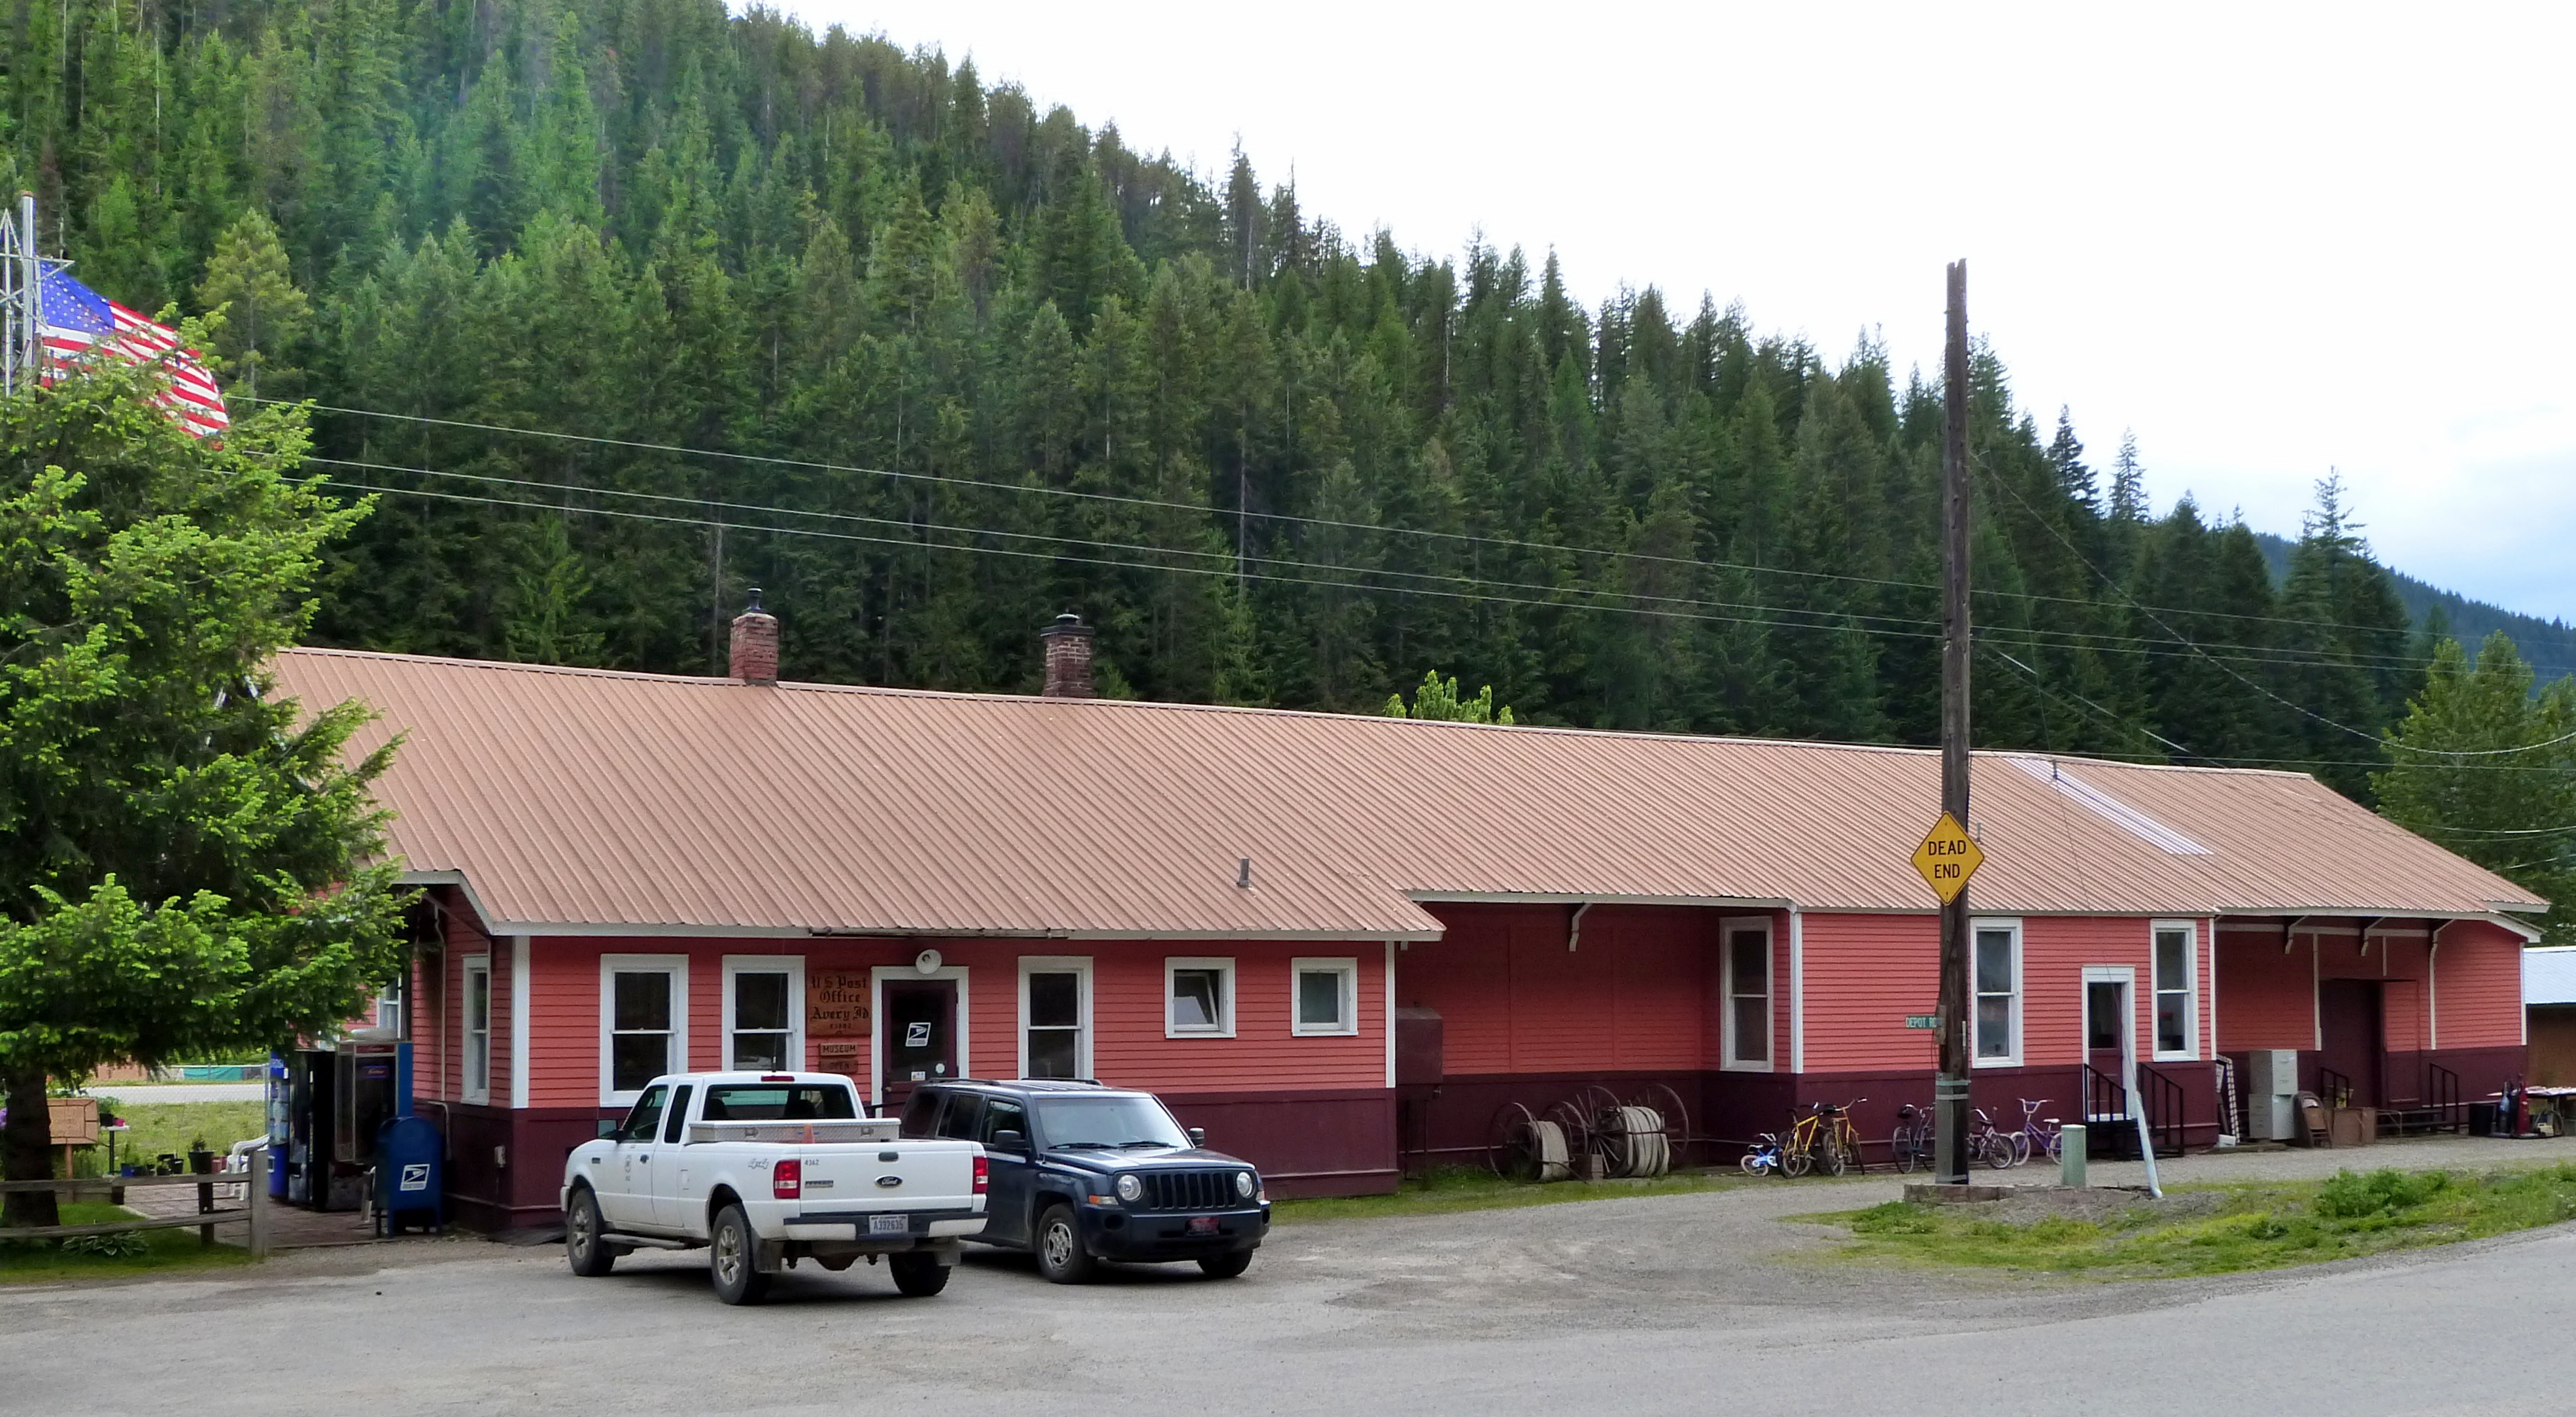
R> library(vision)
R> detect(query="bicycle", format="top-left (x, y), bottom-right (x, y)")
top-left (1968, 1107), bottom-right (2018, 1170)
top-left (2004, 1098), bottom-right (2062, 1167)
top-left (1740, 1131), bottom-right (1788, 1177)
top-left (1891, 1103), bottom-right (1932, 1173)
top-left (1786, 1099), bottom-right (1869, 1177)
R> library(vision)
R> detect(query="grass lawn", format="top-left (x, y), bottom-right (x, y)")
top-left (1273, 1165), bottom-right (1757, 1224)
top-left (0, 1202), bottom-right (257, 1284)
top-left (1804, 1164), bottom-right (2576, 1279)
top-left (81, 1100), bottom-right (267, 1175)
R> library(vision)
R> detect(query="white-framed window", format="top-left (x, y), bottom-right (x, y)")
top-left (1291, 958), bottom-right (1359, 1036)
top-left (1972, 919), bottom-right (2022, 1067)
top-left (2151, 920), bottom-right (2197, 1059)
top-left (1720, 918), bottom-right (1773, 1070)
top-left (1165, 957), bottom-right (1236, 1038)
top-left (723, 955), bottom-right (804, 1072)
top-left (1019, 957), bottom-right (1093, 1078)
top-left (600, 954), bottom-right (689, 1106)
top-left (461, 955), bottom-right (492, 1104)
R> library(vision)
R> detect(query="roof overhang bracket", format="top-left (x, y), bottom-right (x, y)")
top-left (2283, 915), bottom-right (2311, 955)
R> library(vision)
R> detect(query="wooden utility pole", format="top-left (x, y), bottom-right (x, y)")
top-left (1933, 260), bottom-right (1974, 1186)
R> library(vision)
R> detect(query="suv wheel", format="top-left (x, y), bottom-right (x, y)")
top-left (564, 1186), bottom-right (615, 1276)
top-left (1197, 1249), bottom-right (1254, 1279)
top-left (708, 1203), bottom-right (772, 1305)
top-left (1034, 1203), bottom-right (1096, 1284)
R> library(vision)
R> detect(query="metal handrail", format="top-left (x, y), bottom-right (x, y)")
top-left (2423, 1062), bottom-right (2464, 1133)
top-left (2080, 1063), bottom-right (2186, 1157)
top-left (2137, 1064), bottom-right (2186, 1157)
top-left (2318, 1067), bottom-right (2353, 1109)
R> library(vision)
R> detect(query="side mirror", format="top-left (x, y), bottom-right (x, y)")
top-left (596, 1119), bottom-right (619, 1139)
top-left (1188, 1127), bottom-right (1207, 1148)
top-left (989, 1129), bottom-right (1027, 1155)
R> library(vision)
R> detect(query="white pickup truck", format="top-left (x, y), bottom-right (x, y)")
top-left (560, 1072), bottom-right (987, 1304)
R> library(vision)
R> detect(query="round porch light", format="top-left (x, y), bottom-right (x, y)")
top-left (914, 949), bottom-right (943, 976)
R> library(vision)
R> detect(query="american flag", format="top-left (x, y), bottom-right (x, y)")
top-left (37, 265), bottom-right (229, 439)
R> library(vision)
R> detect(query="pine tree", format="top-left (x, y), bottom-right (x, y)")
top-left (196, 209), bottom-right (312, 400)
top-left (2375, 634), bottom-right (2576, 942)
top-left (0, 2), bottom-right (2499, 813)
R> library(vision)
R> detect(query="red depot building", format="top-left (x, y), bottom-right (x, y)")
top-left (269, 607), bottom-right (2544, 1231)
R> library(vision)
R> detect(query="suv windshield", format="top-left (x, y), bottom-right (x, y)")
top-left (1036, 1095), bottom-right (1192, 1150)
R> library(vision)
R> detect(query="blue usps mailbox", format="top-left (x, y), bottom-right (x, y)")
top-left (372, 1114), bottom-right (443, 1235)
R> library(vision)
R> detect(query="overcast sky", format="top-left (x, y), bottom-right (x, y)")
top-left (763, 2), bottom-right (2575, 622)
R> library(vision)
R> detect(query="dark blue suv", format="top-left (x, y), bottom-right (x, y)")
top-left (898, 1080), bottom-right (1270, 1283)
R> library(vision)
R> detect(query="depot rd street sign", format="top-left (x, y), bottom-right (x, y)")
top-left (1911, 811), bottom-right (1985, 903)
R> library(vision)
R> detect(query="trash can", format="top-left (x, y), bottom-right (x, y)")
top-left (2469, 1102), bottom-right (2498, 1137)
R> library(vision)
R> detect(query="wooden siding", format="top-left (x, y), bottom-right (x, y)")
top-left (1397, 904), bottom-right (1712, 1077)
top-left (2216, 923), bottom-right (2314, 1051)
top-left (2218, 919), bottom-right (2528, 1055)
top-left (1804, 913), bottom-right (2212, 1071)
top-left (1800, 913), bottom-right (1936, 1072)
top-left (1087, 942), bottom-right (1386, 1093)
top-left (504, 935), bottom-right (1387, 1108)
top-left (2437, 919), bottom-right (2527, 1049)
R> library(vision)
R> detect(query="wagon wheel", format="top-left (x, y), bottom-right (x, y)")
top-left (1486, 1101), bottom-right (1541, 1180)
top-left (1573, 1084), bottom-right (1625, 1165)
top-left (1545, 1099), bottom-right (1596, 1172)
top-left (1636, 1083), bottom-right (1693, 1169)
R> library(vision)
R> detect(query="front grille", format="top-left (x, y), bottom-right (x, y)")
top-left (1137, 1169), bottom-right (1237, 1211)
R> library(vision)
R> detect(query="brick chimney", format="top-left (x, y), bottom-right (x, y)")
top-left (730, 589), bottom-right (779, 685)
top-left (1039, 613), bottom-right (1095, 698)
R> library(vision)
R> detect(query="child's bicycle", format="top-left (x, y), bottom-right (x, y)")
top-left (1740, 1131), bottom-right (1789, 1177)
top-left (2004, 1097), bottom-right (2063, 1167)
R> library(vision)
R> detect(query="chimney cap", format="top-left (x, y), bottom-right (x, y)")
top-left (740, 587), bottom-right (770, 617)
top-left (1040, 611), bottom-right (1091, 639)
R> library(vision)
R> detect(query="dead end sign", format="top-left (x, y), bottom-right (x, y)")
top-left (1910, 811), bottom-right (1985, 903)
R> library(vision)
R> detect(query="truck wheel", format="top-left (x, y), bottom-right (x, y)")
top-left (708, 1203), bottom-right (772, 1306)
top-left (1197, 1250), bottom-right (1254, 1279)
top-left (1034, 1204), bottom-right (1096, 1284)
top-left (888, 1252), bottom-right (951, 1297)
top-left (564, 1186), bottom-right (615, 1277)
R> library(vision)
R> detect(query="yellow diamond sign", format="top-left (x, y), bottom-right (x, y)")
top-left (1911, 812), bottom-right (1984, 903)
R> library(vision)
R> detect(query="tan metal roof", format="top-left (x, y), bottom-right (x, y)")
top-left (269, 647), bottom-right (2549, 937)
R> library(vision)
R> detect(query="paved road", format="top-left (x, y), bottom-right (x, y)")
top-left (82, 1083), bottom-right (268, 1103)
top-left (9, 1146), bottom-right (2576, 1417)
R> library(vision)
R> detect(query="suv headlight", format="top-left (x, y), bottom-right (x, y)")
top-left (1115, 1173), bottom-right (1142, 1203)
top-left (1236, 1171), bottom-right (1256, 1199)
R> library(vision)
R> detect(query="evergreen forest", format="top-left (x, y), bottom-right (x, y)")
top-left (6, 0), bottom-right (2567, 878)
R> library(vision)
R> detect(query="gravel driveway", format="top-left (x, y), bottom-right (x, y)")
top-left (7, 1135), bottom-right (2573, 1417)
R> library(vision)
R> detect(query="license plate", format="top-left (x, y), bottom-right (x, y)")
top-left (1186, 1216), bottom-right (1220, 1235)
top-left (869, 1214), bottom-right (909, 1235)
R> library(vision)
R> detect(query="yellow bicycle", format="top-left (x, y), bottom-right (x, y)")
top-left (1783, 1099), bottom-right (1868, 1177)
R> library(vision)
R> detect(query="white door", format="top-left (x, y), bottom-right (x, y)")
top-left (602, 1083), bottom-right (668, 1228)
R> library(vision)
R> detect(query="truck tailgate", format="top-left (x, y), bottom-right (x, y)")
top-left (780, 1142), bottom-right (983, 1239)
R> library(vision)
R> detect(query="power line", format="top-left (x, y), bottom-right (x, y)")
top-left (313, 475), bottom-right (2576, 780)
top-left (1970, 455), bottom-right (2542, 761)
top-left (307, 454), bottom-right (2450, 676)
top-left (262, 396), bottom-right (2477, 646)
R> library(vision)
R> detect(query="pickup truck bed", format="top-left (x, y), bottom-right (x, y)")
top-left (561, 1072), bottom-right (988, 1304)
